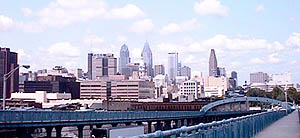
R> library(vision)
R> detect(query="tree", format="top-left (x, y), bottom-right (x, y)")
top-left (246, 88), bottom-right (267, 97)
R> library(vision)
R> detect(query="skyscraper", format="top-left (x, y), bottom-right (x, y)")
top-left (119, 44), bottom-right (130, 75)
top-left (154, 64), bottom-right (165, 76)
top-left (209, 49), bottom-right (218, 77)
top-left (168, 52), bottom-right (178, 83)
top-left (181, 66), bottom-right (191, 79)
top-left (0, 47), bottom-right (19, 98)
top-left (217, 67), bottom-right (226, 77)
top-left (141, 41), bottom-right (153, 77)
top-left (91, 53), bottom-right (117, 80)
top-left (87, 53), bottom-right (93, 80)
top-left (229, 71), bottom-right (237, 89)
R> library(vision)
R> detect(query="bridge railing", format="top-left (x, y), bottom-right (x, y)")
top-left (0, 110), bottom-right (204, 123)
top-left (122, 110), bottom-right (287, 138)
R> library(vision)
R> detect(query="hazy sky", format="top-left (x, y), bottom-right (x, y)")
top-left (1, 0), bottom-right (300, 84)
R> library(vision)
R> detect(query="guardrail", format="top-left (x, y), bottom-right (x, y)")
top-left (122, 110), bottom-right (286, 138)
top-left (0, 111), bottom-right (201, 123)
top-left (297, 108), bottom-right (300, 123)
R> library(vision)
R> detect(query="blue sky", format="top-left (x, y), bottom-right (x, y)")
top-left (1, 0), bottom-right (300, 85)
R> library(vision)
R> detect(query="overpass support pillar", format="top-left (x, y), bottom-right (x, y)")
top-left (157, 121), bottom-right (162, 131)
top-left (16, 128), bottom-right (26, 138)
top-left (164, 120), bottom-right (171, 130)
top-left (45, 127), bottom-right (53, 138)
top-left (147, 122), bottom-right (152, 133)
top-left (137, 122), bottom-right (143, 126)
top-left (173, 120), bottom-right (179, 128)
top-left (77, 125), bottom-right (84, 138)
top-left (96, 124), bottom-right (102, 128)
top-left (125, 122), bottom-right (131, 126)
top-left (55, 126), bottom-right (63, 138)
top-left (112, 123), bottom-right (118, 127)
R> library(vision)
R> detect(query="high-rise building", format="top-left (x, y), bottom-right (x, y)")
top-left (141, 41), bottom-right (153, 77)
top-left (154, 64), bottom-right (165, 76)
top-left (250, 72), bottom-right (269, 84)
top-left (181, 66), bottom-right (191, 79)
top-left (229, 71), bottom-right (238, 89)
top-left (177, 62), bottom-right (182, 76)
top-left (92, 53), bottom-right (117, 80)
top-left (0, 47), bottom-right (19, 98)
top-left (119, 44), bottom-right (131, 75)
top-left (209, 49), bottom-right (218, 77)
top-left (217, 67), bottom-right (226, 77)
top-left (87, 53), bottom-right (93, 80)
top-left (168, 52), bottom-right (178, 83)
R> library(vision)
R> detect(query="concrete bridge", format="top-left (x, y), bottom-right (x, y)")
top-left (0, 97), bottom-right (292, 138)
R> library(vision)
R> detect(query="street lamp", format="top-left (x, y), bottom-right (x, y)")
top-left (2, 65), bottom-right (30, 110)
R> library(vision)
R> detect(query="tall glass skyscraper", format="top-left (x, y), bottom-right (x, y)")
top-left (168, 52), bottom-right (178, 83)
top-left (209, 49), bottom-right (218, 77)
top-left (141, 41), bottom-right (153, 77)
top-left (119, 44), bottom-right (130, 74)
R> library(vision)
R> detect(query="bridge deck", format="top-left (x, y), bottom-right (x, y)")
top-left (252, 110), bottom-right (300, 138)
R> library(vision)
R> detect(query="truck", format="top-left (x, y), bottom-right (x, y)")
top-left (91, 125), bottom-right (144, 138)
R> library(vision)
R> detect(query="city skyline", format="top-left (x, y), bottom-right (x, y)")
top-left (1, 0), bottom-right (300, 84)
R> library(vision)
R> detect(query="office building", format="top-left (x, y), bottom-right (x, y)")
top-left (229, 71), bottom-right (238, 89)
top-left (141, 41), bottom-right (153, 77)
top-left (91, 53), bottom-right (117, 80)
top-left (24, 75), bottom-right (80, 99)
top-left (217, 67), bottom-right (226, 77)
top-left (154, 64), bottom-right (165, 76)
top-left (181, 66), bottom-right (191, 79)
top-left (0, 47), bottom-right (18, 99)
top-left (177, 62), bottom-right (182, 76)
top-left (87, 53), bottom-right (93, 80)
top-left (209, 49), bottom-right (218, 77)
top-left (119, 44), bottom-right (131, 75)
top-left (269, 72), bottom-right (291, 85)
top-left (250, 72), bottom-right (269, 84)
top-left (80, 80), bottom-right (154, 100)
top-left (204, 76), bottom-right (229, 97)
top-left (153, 74), bottom-right (167, 98)
top-left (179, 80), bottom-right (202, 99)
top-left (168, 52), bottom-right (178, 83)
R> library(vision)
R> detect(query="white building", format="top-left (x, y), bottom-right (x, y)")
top-left (153, 74), bottom-right (168, 98)
top-left (269, 72), bottom-right (292, 85)
top-left (179, 80), bottom-right (203, 99)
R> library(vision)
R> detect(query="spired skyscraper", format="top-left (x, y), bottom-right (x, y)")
top-left (119, 44), bottom-right (130, 74)
top-left (209, 49), bottom-right (218, 77)
top-left (141, 41), bottom-right (153, 77)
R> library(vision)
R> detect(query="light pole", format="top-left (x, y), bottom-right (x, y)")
top-left (284, 82), bottom-right (288, 114)
top-left (2, 65), bottom-right (30, 110)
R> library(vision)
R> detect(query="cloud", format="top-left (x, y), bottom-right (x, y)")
top-left (194, 0), bottom-right (229, 17)
top-left (0, 15), bottom-right (14, 31)
top-left (130, 19), bottom-right (155, 34)
top-left (286, 32), bottom-right (300, 47)
top-left (21, 8), bottom-right (33, 17)
top-left (48, 42), bottom-right (81, 57)
top-left (256, 5), bottom-right (265, 12)
top-left (37, 0), bottom-right (108, 27)
top-left (110, 4), bottom-right (146, 19)
top-left (250, 58), bottom-right (264, 64)
top-left (116, 36), bottom-right (128, 43)
top-left (83, 35), bottom-right (105, 45)
top-left (268, 53), bottom-right (280, 63)
top-left (289, 60), bottom-right (297, 65)
top-left (160, 19), bottom-right (201, 34)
